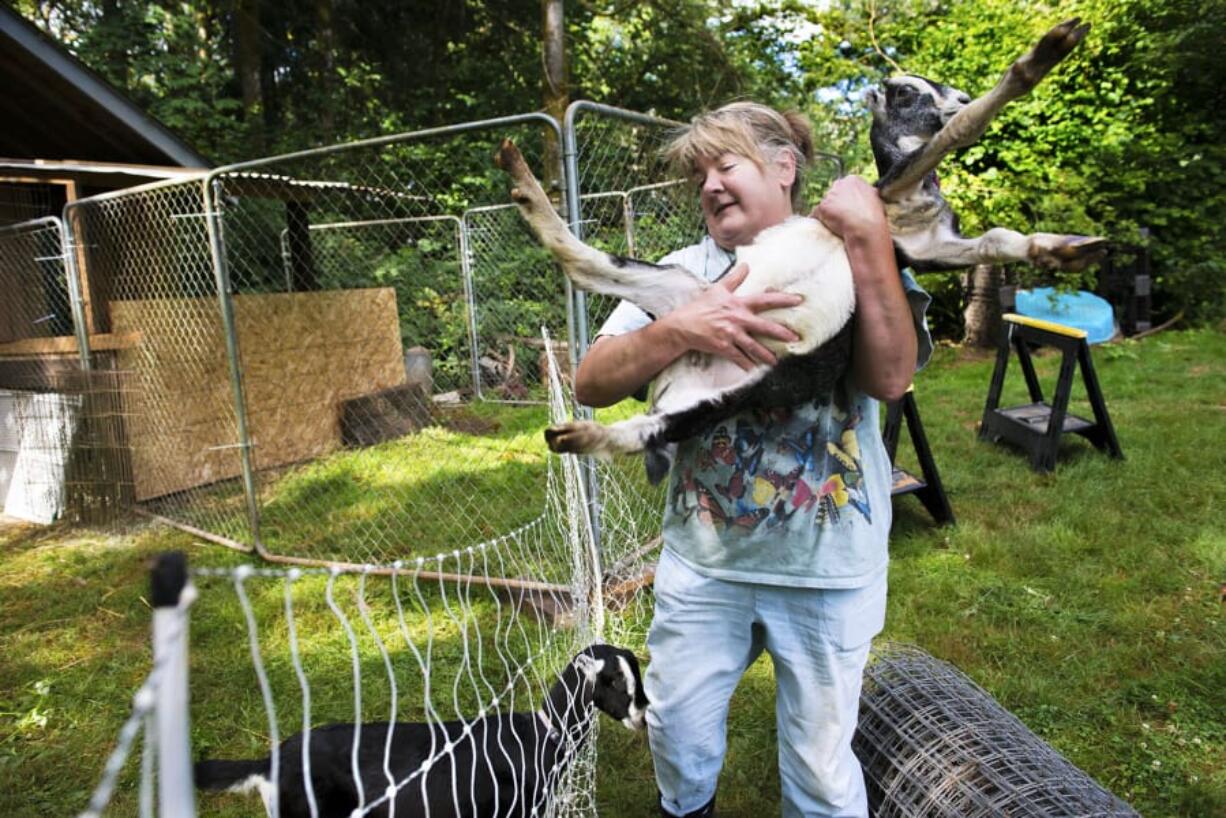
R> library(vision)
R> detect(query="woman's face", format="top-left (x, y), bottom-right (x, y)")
top-left (693, 151), bottom-right (795, 250)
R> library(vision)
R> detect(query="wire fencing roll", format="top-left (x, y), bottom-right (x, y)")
top-left (854, 643), bottom-right (1139, 817)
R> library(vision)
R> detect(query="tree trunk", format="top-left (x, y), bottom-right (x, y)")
top-left (542, 0), bottom-right (567, 201)
top-left (962, 263), bottom-right (1007, 348)
top-left (315, 0), bottom-right (336, 141)
top-left (234, 0), bottom-right (263, 119)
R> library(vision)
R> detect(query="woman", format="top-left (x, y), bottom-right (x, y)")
top-left (578, 102), bottom-right (932, 817)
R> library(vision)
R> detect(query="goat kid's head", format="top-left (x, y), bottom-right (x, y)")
top-left (573, 644), bottom-right (649, 731)
top-left (867, 76), bottom-right (971, 158)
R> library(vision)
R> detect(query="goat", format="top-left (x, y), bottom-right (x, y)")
top-left (194, 644), bottom-right (647, 818)
top-left (495, 19), bottom-right (1106, 482)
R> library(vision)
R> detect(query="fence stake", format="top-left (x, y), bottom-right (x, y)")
top-left (150, 551), bottom-right (197, 818)
top-left (56, 213), bottom-right (94, 373)
top-left (457, 214), bottom-right (484, 399)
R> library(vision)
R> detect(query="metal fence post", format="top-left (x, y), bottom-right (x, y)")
top-left (56, 213), bottom-right (95, 373)
top-left (202, 176), bottom-right (264, 552)
top-left (456, 214), bottom-right (483, 399)
top-left (561, 104), bottom-right (604, 563)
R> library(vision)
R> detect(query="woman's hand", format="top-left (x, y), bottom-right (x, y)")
top-left (661, 263), bottom-right (803, 370)
top-left (814, 176), bottom-right (917, 401)
top-left (813, 176), bottom-right (889, 244)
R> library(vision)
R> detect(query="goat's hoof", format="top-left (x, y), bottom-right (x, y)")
top-left (494, 139), bottom-right (522, 171)
top-left (510, 187), bottom-right (533, 208)
top-left (544, 422), bottom-right (603, 455)
top-left (1033, 17), bottom-right (1090, 69)
top-left (1030, 234), bottom-right (1109, 271)
top-left (1014, 18), bottom-right (1090, 90)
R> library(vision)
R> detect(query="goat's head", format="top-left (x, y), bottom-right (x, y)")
top-left (572, 644), bottom-right (649, 731)
top-left (867, 76), bottom-right (971, 170)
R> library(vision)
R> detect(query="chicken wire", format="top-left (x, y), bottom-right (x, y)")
top-left (0, 217), bottom-right (125, 523)
top-left (854, 643), bottom-right (1139, 817)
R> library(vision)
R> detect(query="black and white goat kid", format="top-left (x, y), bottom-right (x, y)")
top-left (496, 19), bottom-right (1106, 482)
top-left (195, 644), bottom-right (647, 817)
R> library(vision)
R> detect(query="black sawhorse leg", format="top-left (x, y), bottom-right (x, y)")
top-left (884, 388), bottom-right (955, 526)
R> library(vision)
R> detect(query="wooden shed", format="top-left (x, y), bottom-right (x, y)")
top-left (2, 7), bottom-right (417, 519)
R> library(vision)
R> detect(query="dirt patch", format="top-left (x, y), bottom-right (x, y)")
top-left (437, 408), bottom-right (502, 436)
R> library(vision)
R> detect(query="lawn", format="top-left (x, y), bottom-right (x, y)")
top-left (1, 328), bottom-right (1224, 817)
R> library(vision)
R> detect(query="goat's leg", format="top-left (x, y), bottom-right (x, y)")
top-left (901, 223), bottom-right (1108, 271)
top-left (879, 18), bottom-right (1090, 200)
top-left (545, 414), bottom-right (666, 458)
top-left (494, 140), bottom-right (708, 317)
top-left (545, 355), bottom-right (774, 458)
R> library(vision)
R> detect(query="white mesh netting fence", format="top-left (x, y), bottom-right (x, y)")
top-left (79, 335), bottom-right (661, 818)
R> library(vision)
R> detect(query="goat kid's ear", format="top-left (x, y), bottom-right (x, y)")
top-left (574, 654), bottom-right (604, 683)
top-left (865, 88), bottom-right (885, 116)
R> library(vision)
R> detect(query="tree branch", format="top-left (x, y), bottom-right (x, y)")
top-left (868, 0), bottom-right (906, 75)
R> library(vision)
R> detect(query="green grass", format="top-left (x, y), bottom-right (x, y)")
top-left (2, 329), bottom-right (1225, 816)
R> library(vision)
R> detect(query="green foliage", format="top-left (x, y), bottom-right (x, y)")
top-left (13, 0), bottom-right (1226, 327)
top-left (792, 0), bottom-right (1226, 325)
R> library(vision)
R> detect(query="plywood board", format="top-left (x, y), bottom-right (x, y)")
top-left (111, 288), bottom-right (406, 500)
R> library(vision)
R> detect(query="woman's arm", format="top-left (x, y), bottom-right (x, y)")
top-left (575, 263), bottom-right (803, 407)
top-left (815, 177), bottom-right (917, 402)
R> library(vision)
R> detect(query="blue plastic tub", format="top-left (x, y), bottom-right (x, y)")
top-left (1014, 288), bottom-right (1117, 344)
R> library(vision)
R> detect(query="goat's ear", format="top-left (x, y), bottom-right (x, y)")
top-left (865, 88), bottom-right (884, 116)
top-left (573, 654), bottom-right (604, 683)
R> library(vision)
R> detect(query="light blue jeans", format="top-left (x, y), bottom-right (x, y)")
top-left (646, 549), bottom-right (887, 818)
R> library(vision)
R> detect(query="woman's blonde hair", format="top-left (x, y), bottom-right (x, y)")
top-left (664, 101), bottom-right (815, 209)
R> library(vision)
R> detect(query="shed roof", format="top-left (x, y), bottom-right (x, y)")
top-left (0, 6), bottom-right (210, 169)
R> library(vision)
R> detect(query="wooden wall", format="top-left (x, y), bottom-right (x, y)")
top-left (111, 288), bottom-right (406, 501)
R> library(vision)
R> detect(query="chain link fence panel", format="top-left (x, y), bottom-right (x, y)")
top-left (64, 177), bottom-right (257, 543)
top-left (19, 106), bottom-right (844, 578)
top-left (561, 104), bottom-right (703, 594)
top-left (463, 203), bottom-right (569, 402)
top-left (560, 103), bottom-right (848, 644)
top-left (0, 217), bottom-right (79, 523)
top-left (202, 115), bottom-right (570, 565)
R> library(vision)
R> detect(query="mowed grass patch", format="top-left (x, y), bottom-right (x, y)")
top-left (256, 401), bottom-right (554, 561)
top-left (1, 329), bottom-right (1223, 817)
